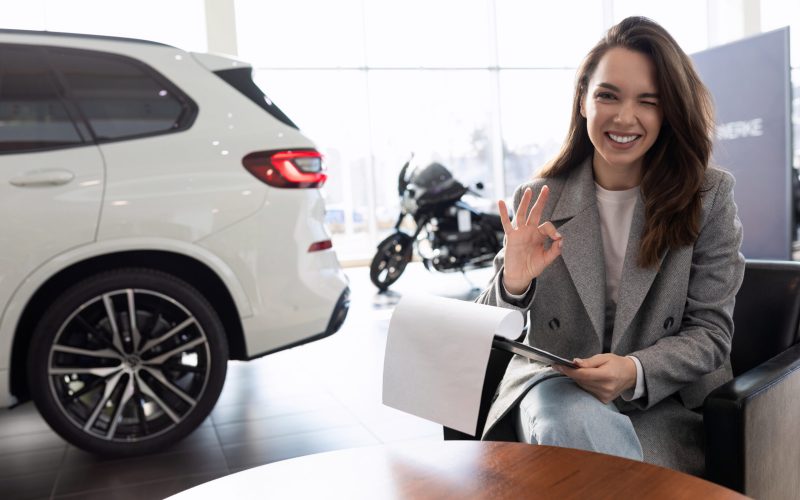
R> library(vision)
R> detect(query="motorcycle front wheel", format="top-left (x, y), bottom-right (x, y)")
top-left (370, 233), bottom-right (413, 291)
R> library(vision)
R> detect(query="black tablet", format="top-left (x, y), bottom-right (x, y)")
top-left (492, 336), bottom-right (578, 369)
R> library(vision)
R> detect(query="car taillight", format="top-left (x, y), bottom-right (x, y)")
top-left (243, 149), bottom-right (327, 188)
top-left (308, 240), bottom-right (333, 252)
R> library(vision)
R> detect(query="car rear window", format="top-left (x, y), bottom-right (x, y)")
top-left (0, 45), bottom-right (85, 153)
top-left (214, 67), bottom-right (298, 129)
top-left (47, 47), bottom-right (197, 142)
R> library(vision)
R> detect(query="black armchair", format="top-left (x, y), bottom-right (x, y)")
top-left (705, 260), bottom-right (800, 499)
top-left (444, 260), bottom-right (800, 499)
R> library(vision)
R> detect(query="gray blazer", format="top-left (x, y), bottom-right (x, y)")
top-left (477, 158), bottom-right (745, 470)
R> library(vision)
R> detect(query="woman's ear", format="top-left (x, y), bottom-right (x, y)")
top-left (579, 94), bottom-right (587, 118)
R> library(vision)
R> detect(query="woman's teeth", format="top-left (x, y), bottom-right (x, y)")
top-left (608, 133), bottom-right (639, 144)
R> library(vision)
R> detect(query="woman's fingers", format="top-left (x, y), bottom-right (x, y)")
top-left (498, 199), bottom-right (513, 234)
top-left (537, 221), bottom-right (561, 241)
top-left (526, 185), bottom-right (549, 227)
top-left (544, 237), bottom-right (563, 265)
top-left (500, 186), bottom-right (560, 240)
top-left (537, 220), bottom-right (563, 265)
top-left (515, 188), bottom-right (533, 228)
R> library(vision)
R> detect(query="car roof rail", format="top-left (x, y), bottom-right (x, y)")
top-left (0, 28), bottom-right (175, 48)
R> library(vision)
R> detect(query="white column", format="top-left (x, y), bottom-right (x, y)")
top-left (487, 0), bottom-right (506, 199)
top-left (204, 0), bottom-right (238, 56)
top-left (707, 0), bottom-right (761, 47)
top-left (602, 0), bottom-right (615, 29)
top-left (742, 0), bottom-right (762, 36)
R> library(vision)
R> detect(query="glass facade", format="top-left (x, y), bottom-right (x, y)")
top-left (238, 0), bottom-right (731, 262)
top-left (3, 0), bottom-right (796, 261)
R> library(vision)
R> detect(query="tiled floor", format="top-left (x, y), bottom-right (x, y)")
top-left (0, 263), bottom-right (492, 500)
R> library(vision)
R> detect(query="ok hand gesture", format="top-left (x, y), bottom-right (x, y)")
top-left (498, 185), bottom-right (563, 294)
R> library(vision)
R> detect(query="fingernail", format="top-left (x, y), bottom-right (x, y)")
top-left (554, 231), bottom-right (562, 238)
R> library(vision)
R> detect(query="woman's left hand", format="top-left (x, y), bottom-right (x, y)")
top-left (553, 354), bottom-right (637, 404)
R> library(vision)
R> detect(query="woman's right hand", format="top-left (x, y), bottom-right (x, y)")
top-left (498, 185), bottom-right (563, 295)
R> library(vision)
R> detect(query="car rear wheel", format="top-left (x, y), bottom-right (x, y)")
top-left (28, 268), bottom-right (228, 456)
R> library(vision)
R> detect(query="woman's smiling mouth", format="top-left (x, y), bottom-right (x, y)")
top-left (607, 132), bottom-right (641, 145)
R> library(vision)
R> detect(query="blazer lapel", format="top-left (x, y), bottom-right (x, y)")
top-left (550, 160), bottom-right (606, 342)
top-left (611, 195), bottom-right (664, 351)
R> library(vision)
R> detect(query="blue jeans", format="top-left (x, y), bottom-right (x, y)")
top-left (515, 375), bottom-right (643, 461)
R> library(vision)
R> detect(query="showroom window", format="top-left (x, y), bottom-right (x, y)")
top-left (494, 0), bottom-right (605, 68)
top-left (235, 0), bottom-right (724, 262)
top-left (0, 45), bottom-right (84, 153)
top-left (612, 0), bottom-right (710, 54)
top-left (0, 0), bottom-right (207, 52)
top-left (48, 48), bottom-right (196, 142)
top-left (3, 0), bottom-right (788, 262)
top-left (498, 69), bottom-right (577, 195)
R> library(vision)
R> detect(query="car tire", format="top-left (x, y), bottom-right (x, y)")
top-left (27, 268), bottom-right (228, 456)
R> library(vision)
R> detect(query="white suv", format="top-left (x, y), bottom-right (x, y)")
top-left (0, 30), bottom-right (350, 456)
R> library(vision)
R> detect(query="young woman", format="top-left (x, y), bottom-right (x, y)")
top-left (476, 16), bottom-right (745, 475)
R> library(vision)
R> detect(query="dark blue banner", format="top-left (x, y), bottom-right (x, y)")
top-left (692, 27), bottom-right (792, 259)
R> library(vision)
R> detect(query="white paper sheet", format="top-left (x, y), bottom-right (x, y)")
top-left (382, 294), bottom-right (523, 436)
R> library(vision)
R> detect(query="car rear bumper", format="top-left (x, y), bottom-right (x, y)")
top-left (198, 187), bottom-right (349, 357)
top-left (241, 286), bottom-right (350, 360)
top-left (325, 287), bottom-right (351, 336)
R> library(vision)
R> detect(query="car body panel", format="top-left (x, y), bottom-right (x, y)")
top-left (198, 189), bottom-right (348, 355)
top-left (0, 146), bottom-right (105, 375)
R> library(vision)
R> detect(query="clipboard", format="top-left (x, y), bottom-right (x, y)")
top-left (491, 335), bottom-right (578, 368)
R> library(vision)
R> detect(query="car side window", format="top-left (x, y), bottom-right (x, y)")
top-left (0, 46), bottom-right (84, 154)
top-left (48, 47), bottom-right (196, 142)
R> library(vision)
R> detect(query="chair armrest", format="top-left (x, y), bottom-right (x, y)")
top-left (443, 347), bottom-right (514, 440)
top-left (704, 342), bottom-right (800, 497)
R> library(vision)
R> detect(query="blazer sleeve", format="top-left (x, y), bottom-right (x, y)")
top-left (474, 181), bottom-right (541, 312)
top-left (630, 170), bottom-right (746, 409)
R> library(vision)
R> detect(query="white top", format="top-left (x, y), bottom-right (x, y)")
top-left (595, 182), bottom-right (644, 400)
top-left (595, 183), bottom-right (639, 306)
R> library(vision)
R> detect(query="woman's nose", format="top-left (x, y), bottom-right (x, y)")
top-left (614, 101), bottom-right (636, 124)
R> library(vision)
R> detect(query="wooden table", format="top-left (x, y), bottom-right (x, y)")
top-left (169, 441), bottom-right (749, 499)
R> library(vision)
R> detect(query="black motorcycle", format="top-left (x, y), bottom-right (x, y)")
top-left (370, 159), bottom-right (505, 291)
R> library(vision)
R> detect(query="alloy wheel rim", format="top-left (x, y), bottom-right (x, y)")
top-left (47, 288), bottom-right (212, 443)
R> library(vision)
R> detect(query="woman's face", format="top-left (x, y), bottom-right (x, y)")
top-left (581, 47), bottom-right (663, 189)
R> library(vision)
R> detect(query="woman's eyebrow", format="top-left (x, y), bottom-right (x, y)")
top-left (597, 82), bottom-right (658, 98)
top-left (597, 82), bottom-right (621, 92)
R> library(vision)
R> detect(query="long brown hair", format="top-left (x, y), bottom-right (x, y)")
top-left (540, 16), bottom-right (714, 268)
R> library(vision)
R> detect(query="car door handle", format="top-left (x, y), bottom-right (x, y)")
top-left (9, 169), bottom-right (75, 187)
